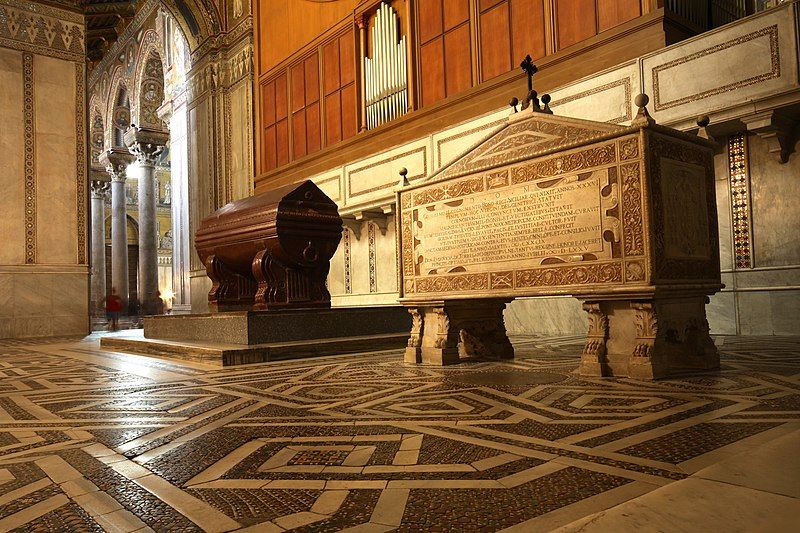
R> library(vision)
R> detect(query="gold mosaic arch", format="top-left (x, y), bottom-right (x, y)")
top-left (159, 0), bottom-right (222, 53)
top-left (104, 67), bottom-right (132, 149)
top-left (131, 30), bottom-right (166, 128)
top-left (131, 30), bottom-right (163, 101)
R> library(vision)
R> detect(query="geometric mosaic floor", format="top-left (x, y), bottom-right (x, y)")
top-left (0, 334), bottom-right (798, 532)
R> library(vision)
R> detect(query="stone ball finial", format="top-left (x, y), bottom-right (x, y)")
top-left (509, 97), bottom-right (519, 107)
top-left (541, 94), bottom-right (551, 105)
top-left (399, 167), bottom-right (408, 178)
top-left (634, 93), bottom-right (649, 109)
top-left (696, 115), bottom-right (710, 128)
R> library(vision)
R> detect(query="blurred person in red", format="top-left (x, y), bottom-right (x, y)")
top-left (105, 287), bottom-right (123, 331)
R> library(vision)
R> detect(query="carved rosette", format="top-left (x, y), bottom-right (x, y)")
top-left (631, 302), bottom-right (658, 359)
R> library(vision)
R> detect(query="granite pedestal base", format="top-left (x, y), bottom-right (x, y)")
top-left (100, 306), bottom-right (411, 366)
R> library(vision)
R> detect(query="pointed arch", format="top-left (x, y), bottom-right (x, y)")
top-left (132, 30), bottom-right (166, 128)
top-left (106, 67), bottom-right (132, 149)
top-left (159, 0), bottom-right (222, 55)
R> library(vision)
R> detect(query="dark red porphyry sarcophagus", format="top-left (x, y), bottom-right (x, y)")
top-left (194, 180), bottom-right (343, 312)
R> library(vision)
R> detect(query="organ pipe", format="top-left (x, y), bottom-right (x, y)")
top-left (364, 2), bottom-right (407, 130)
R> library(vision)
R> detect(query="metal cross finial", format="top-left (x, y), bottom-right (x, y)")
top-left (520, 55), bottom-right (537, 92)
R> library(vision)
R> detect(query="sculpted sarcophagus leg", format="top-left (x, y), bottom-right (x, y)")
top-left (195, 180), bottom-right (343, 312)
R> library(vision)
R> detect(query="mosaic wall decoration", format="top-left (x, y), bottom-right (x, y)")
top-left (728, 133), bottom-right (753, 269)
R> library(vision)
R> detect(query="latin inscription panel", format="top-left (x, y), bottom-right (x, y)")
top-left (414, 170), bottom-right (607, 275)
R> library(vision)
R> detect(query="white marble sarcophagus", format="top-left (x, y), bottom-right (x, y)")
top-left (397, 95), bottom-right (721, 379)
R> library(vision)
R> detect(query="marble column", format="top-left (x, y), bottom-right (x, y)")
top-left (99, 149), bottom-right (135, 312)
top-left (89, 178), bottom-right (110, 316)
top-left (159, 96), bottom-right (192, 312)
top-left (125, 126), bottom-right (168, 314)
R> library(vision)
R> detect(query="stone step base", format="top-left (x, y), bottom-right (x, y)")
top-left (100, 332), bottom-right (409, 366)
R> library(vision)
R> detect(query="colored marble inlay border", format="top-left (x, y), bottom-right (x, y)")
top-left (343, 227), bottom-right (352, 294)
top-left (728, 133), bottom-right (752, 269)
top-left (23, 52), bottom-right (36, 264)
top-left (368, 222), bottom-right (377, 293)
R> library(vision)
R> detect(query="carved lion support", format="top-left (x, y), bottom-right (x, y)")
top-left (408, 299), bottom-right (514, 366)
top-left (580, 302), bottom-right (609, 376)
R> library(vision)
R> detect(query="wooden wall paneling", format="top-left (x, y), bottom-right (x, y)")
top-left (479, 1), bottom-right (511, 81)
top-left (340, 32), bottom-right (355, 85)
top-left (326, 92), bottom-right (342, 145)
top-left (403, 0), bottom-right (418, 110)
top-left (418, 0), bottom-right (443, 43)
top-left (597, 0), bottom-right (640, 32)
top-left (323, 39), bottom-right (340, 95)
top-left (307, 102), bottom-right (321, 153)
top-left (443, 0), bottom-right (469, 30)
top-left (290, 62), bottom-right (305, 113)
top-left (511, 0), bottom-right (547, 61)
top-left (555, 0), bottom-right (597, 50)
top-left (444, 23), bottom-right (472, 97)
top-left (292, 108), bottom-right (307, 158)
top-left (420, 37), bottom-right (445, 106)
top-left (275, 74), bottom-right (289, 166)
top-left (341, 83), bottom-right (357, 139)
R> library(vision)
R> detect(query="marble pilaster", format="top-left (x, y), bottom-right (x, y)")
top-left (124, 126), bottom-right (169, 314)
top-left (99, 149), bottom-right (135, 311)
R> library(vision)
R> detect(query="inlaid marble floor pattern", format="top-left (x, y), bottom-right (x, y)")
top-left (0, 334), bottom-right (798, 532)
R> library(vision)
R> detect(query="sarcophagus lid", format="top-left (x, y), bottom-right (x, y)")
top-left (195, 180), bottom-right (343, 312)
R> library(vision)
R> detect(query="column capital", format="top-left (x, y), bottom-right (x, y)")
top-left (124, 125), bottom-right (169, 166)
top-left (99, 148), bottom-right (135, 182)
top-left (90, 177), bottom-right (111, 199)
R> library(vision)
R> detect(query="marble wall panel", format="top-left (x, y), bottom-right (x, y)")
top-left (190, 273), bottom-right (211, 313)
top-left (432, 108), bottom-right (508, 171)
top-left (0, 272), bottom-right (88, 339)
top-left (0, 49), bottom-right (25, 265)
top-left (707, 291), bottom-right (737, 335)
top-left (0, 275), bottom-right (13, 317)
top-left (34, 55), bottom-right (78, 264)
top-left (732, 267), bottom-right (800, 289)
top-left (548, 61), bottom-right (637, 125)
top-left (504, 297), bottom-right (585, 336)
top-left (228, 82), bottom-right (253, 201)
top-left (749, 134), bottom-right (800, 267)
top-left (311, 171), bottom-right (342, 203)
top-left (344, 137), bottom-right (431, 207)
top-left (643, 9), bottom-right (798, 124)
top-left (375, 220), bottom-right (398, 294)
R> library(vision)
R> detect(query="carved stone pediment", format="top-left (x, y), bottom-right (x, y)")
top-left (430, 112), bottom-right (626, 183)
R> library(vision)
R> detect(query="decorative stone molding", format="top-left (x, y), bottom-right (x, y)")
top-left (340, 203), bottom-right (394, 240)
top-left (742, 110), bottom-right (797, 163)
